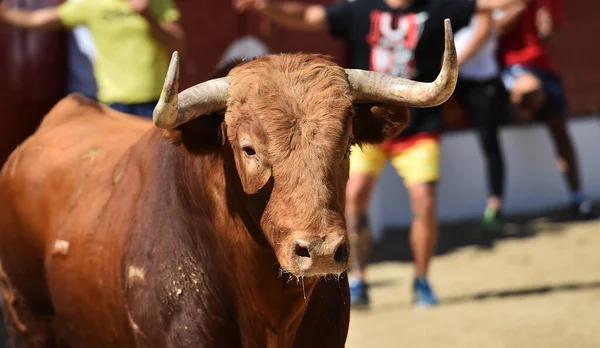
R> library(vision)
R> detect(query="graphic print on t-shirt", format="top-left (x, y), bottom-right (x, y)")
top-left (367, 10), bottom-right (428, 78)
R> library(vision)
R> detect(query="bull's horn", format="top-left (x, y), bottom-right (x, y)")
top-left (346, 18), bottom-right (458, 108)
top-left (153, 51), bottom-right (230, 129)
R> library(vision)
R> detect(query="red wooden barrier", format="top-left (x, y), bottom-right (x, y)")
top-left (0, 0), bottom-right (67, 165)
top-left (177, 0), bottom-right (600, 130)
top-left (1, 0), bottom-right (599, 167)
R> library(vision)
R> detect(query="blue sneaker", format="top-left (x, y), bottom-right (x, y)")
top-left (350, 279), bottom-right (370, 307)
top-left (413, 277), bottom-right (439, 307)
top-left (570, 200), bottom-right (597, 220)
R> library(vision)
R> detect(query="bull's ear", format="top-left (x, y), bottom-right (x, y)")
top-left (352, 104), bottom-right (410, 145)
top-left (234, 151), bottom-right (272, 195)
top-left (166, 112), bottom-right (225, 154)
top-left (230, 136), bottom-right (271, 195)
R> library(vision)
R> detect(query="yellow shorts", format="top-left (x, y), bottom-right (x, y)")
top-left (349, 138), bottom-right (440, 187)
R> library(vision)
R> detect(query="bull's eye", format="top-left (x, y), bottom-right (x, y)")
top-left (344, 143), bottom-right (352, 159)
top-left (242, 146), bottom-right (256, 157)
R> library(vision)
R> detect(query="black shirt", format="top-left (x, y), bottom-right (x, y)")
top-left (326, 0), bottom-right (476, 139)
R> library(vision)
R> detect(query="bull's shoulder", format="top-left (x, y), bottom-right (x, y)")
top-left (37, 93), bottom-right (151, 132)
top-left (37, 93), bottom-right (107, 129)
top-left (0, 94), bottom-right (153, 190)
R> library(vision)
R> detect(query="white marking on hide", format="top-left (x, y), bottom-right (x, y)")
top-left (113, 161), bottom-right (124, 185)
top-left (127, 266), bottom-right (146, 285)
top-left (52, 240), bottom-right (70, 256)
top-left (80, 147), bottom-right (100, 162)
top-left (129, 316), bottom-right (140, 331)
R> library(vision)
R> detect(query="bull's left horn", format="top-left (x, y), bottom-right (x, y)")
top-left (153, 51), bottom-right (230, 129)
top-left (346, 18), bottom-right (458, 108)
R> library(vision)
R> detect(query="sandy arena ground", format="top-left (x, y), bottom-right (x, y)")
top-left (346, 211), bottom-right (600, 348)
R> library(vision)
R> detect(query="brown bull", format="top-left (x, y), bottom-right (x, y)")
top-left (0, 20), bottom-right (458, 348)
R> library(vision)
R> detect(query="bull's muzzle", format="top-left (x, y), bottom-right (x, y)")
top-left (289, 234), bottom-right (349, 276)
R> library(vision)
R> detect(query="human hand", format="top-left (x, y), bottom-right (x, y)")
top-left (129, 0), bottom-right (150, 15)
top-left (0, 0), bottom-right (10, 19)
top-left (233, 0), bottom-right (268, 13)
top-left (536, 5), bottom-right (553, 40)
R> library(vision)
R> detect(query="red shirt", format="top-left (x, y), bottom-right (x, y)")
top-left (381, 132), bottom-right (441, 155)
top-left (498, 0), bottom-right (564, 72)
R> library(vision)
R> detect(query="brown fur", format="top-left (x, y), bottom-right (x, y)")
top-left (0, 54), bottom-right (410, 347)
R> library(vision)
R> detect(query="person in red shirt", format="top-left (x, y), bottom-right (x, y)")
top-left (496, 0), bottom-right (596, 219)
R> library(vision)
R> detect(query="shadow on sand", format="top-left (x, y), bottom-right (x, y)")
top-left (443, 280), bottom-right (600, 305)
top-left (348, 204), bottom-right (600, 313)
top-left (368, 204), bottom-right (597, 265)
top-left (358, 279), bottom-right (600, 313)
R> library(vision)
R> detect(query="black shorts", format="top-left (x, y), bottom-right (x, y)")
top-left (454, 76), bottom-right (511, 127)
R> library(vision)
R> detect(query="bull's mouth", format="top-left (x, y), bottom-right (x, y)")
top-left (277, 237), bottom-right (350, 278)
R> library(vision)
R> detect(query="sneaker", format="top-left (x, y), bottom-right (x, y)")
top-left (349, 279), bottom-right (370, 307)
top-left (482, 206), bottom-right (504, 231)
top-left (413, 277), bottom-right (439, 307)
top-left (570, 200), bottom-right (597, 220)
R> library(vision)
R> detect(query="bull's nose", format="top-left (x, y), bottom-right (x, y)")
top-left (291, 235), bottom-right (349, 274)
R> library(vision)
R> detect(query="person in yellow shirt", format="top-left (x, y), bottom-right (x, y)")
top-left (0, 0), bottom-right (184, 118)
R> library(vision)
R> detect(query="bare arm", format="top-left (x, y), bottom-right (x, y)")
top-left (0, 3), bottom-right (62, 30)
top-left (536, 5), bottom-right (560, 44)
top-left (457, 11), bottom-right (493, 66)
top-left (476, 0), bottom-right (530, 11)
top-left (129, 0), bottom-right (185, 53)
top-left (234, 0), bottom-right (531, 34)
top-left (141, 13), bottom-right (185, 53)
top-left (492, 1), bottom-right (527, 35)
top-left (234, 0), bottom-right (327, 32)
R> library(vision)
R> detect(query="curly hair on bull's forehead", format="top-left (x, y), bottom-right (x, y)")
top-left (225, 54), bottom-right (355, 162)
top-left (227, 53), bottom-right (353, 111)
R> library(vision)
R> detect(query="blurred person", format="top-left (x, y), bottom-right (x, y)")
top-left (66, 0), bottom-right (98, 100)
top-left (0, 0), bottom-right (184, 118)
top-left (217, 35), bottom-right (271, 69)
top-left (234, 0), bottom-right (531, 308)
top-left (454, 11), bottom-right (510, 230)
top-left (495, 1), bottom-right (596, 219)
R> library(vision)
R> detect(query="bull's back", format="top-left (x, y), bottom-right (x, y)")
top-left (0, 94), bottom-right (153, 345)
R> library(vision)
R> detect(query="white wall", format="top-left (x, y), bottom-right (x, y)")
top-left (367, 116), bottom-right (600, 241)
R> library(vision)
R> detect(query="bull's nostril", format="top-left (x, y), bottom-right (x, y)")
top-left (294, 244), bottom-right (310, 258)
top-left (334, 243), bottom-right (349, 264)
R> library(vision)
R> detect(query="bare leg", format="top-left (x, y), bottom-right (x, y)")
top-left (345, 173), bottom-right (376, 282)
top-left (546, 116), bottom-right (581, 192)
top-left (407, 182), bottom-right (438, 277)
top-left (511, 72), bottom-right (594, 218)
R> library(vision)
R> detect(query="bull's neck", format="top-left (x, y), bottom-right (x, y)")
top-left (196, 150), bottom-right (319, 346)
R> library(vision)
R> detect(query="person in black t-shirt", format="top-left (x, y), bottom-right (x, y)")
top-left (234, 0), bottom-right (530, 308)
top-left (453, 11), bottom-right (511, 231)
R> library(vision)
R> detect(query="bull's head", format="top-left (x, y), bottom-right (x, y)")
top-left (153, 20), bottom-right (458, 277)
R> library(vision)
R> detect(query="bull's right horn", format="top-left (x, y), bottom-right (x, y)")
top-left (153, 51), bottom-right (230, 129)
top-left (346, 18), bottom-right (458, 108)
